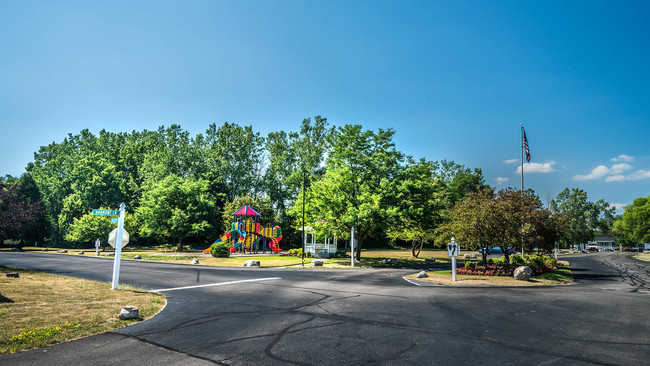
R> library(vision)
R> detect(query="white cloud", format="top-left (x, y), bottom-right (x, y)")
top-left (628, 170), bottom-right (650, 180)
top-left (573, 165), bottom-right (609, 180)
top-left (605, 175), bottom-right (626, 182)
top-left (610, 154), bottom-right (634, 162)
top-left (516, 161), bottom-right (556, 174)
top-left (574, 163), bottom-right (634, 181)
top-left (609, 203), bottom-right (627, 212)
top-left (611, 163), bottom-right (633, 173)
top-left (504, 159), bottom-right (519, 164)
top-left (496, 177), bottom-right (509, 184)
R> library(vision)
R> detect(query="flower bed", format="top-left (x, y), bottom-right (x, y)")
top-left (459, 254), bottom-right (566, 277)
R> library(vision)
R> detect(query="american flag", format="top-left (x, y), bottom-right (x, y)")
top-left (523, 129), bottom-right (531, 162)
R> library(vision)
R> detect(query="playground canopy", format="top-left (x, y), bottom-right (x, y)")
top-left (232, 205), bottom-right (260, 216)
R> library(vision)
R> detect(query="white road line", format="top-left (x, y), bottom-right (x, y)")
top-left (152, 277), bottom-right (282, 292)
top-left (402, 277), bottom-right (424, 286)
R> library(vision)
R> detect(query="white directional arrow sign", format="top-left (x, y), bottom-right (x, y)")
top-left (447, 237), bottom-right (460, 282)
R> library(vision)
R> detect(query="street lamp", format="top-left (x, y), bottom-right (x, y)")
top-left (302, 170), bottom-right (306, 267)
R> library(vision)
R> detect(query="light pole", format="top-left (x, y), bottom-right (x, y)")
top-left (302, 170), bottom-right (306, 268)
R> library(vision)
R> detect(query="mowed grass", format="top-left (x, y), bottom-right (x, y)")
top-left (0, 265), bottom-right (165, 355)
top-left (405, 267), bottom-right (573, 286)
top-left (18, 247), bottom-right (466, 268)
top-left (16, 247), bottom-right (306, 267)
top-left (323, 248), bottom-right (464, 268)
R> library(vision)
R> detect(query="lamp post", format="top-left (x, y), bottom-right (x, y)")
top-left (302, 170), bottom-right (306, 268)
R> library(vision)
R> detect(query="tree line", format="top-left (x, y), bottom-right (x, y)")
top-left (2, 117), bottom-right (629, 256)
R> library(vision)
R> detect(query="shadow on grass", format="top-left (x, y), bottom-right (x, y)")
top-left (0, 293), bottom-right (14, 303)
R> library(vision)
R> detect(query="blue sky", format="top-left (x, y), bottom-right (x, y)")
top-left (1, 0), bottom-right (649, 212)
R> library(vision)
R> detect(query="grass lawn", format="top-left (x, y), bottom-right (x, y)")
top-left (405, 267), bottom-right (573, 286)
top-left (14, 247), bottom-right (306, 267)
top-left (14, 247), bottom-right (466, 268)
top-left (0, 265), bottom-right (166, 355)
top-left (634, 253), bottom-right (650, 262)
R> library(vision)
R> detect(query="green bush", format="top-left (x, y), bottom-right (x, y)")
top-left (526, 254), bottom-right (545, 270)
top-left (492, 257), bottom-right (504, 266)
top-left (510, 255), bottom-right (524, 266)
top-left (464, 261), bottom-right (473, 268)
top-left (544, 257), bottom-right (557, 268)
top-left (210, 241), bottom-right (231, 257)
top-left (487, 258), bottom-right (495, 265)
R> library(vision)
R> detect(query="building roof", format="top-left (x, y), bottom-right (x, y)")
top-left (232, 206), bottom-right (260, 216)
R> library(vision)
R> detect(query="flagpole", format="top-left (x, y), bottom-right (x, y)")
top-left (520, 124), bottom-right (525, 257)
top-left (520, 124), bottom-right (524, 194)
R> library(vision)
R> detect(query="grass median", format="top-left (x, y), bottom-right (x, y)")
top-left (0, 265), bottom-right (166, 355)
top-left (406, 267), bottom-right (573, 286)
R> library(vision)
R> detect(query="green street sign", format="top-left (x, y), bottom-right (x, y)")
top-left (92, 209), bottom-right (119, 216)
top-left (111, 218), bottom-right (119, 224)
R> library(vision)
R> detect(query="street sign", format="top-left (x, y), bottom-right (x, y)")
top-left (92, 209), bottom-right (119, 216)
top-left (108, 228), bottom-right (129, 248)
top-left (447, 238), bottom-right (460, 257)
top-left (111, 218), bottom-right (119, 224)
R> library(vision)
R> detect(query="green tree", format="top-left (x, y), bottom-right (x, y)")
top-left (551, 188), bottom-right (613, 250)
top-left (0, 182), bottom-right (46, 244)
top-left (613, 196), bottom-right (650, 244)
top-left (136, 175), bottom-right (223, 251)
top-left (292, 125), bottom-right (403, 260)
top-left (386, 159), bottom-right (447, 257)
top-left (66, 211), bottom-right (138, 249)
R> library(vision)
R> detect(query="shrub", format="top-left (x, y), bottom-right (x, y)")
top-left (544, 257), bottom-right (557, 268)
top-left (487, 258), bottom-right (495, 265)
top-left (464, 261), bottom-right (473, 268)
top-left (210, 241), bottom-right (231, 257)
top-left (510, 255), bottom-right (524, 266)
top-left (526, 254), bottom-right (545, 271)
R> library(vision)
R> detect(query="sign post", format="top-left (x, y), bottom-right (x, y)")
top-left (110, 203), bottom-right (126, 290)
top-left (447, 237), bottom-right (460, 282)
top-left (95, 238), bottom-right (100, 256)
top-left (351, 227), bottom-right (355, 267)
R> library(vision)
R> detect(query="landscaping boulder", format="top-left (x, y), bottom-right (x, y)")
top-left (6, 272), bottom-right (19, 278)
top-left (78, 251), bottom-right (85, 255)
top-left (463, 253), bottom-right (477, 259)
top-left (382, 259), bottom-right (399, 265)
top-left (119, 305), bottom-right (140, 320)
top-left (41, 248), bottom-right (49, 252)
top-left (425, 258), bottom-right (436, 263)
top-left (134, 255), bottom-right (142, 259)
top-left (416, 271), bottom-right (429, 278)
top-left (313, 252), bottom-right (330, 259)
top-left (190, 258), bottom-right (199, 265)
top-left (105, 253), bottom-right (115, 257)
top-left (56, 250), bottom-right (68, 253)
top-left (311, 259), bottom-right (324, 267)
top-left (242, 260), bottom-right (260, 267)
top-left (9, 248), bottom-right (21, 252)
top-left (513, 266), bottom-right (532, 281)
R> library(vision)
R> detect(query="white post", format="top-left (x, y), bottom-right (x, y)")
top-left (452, 256), bottom-right (457, 282)
top-left (95, 238), bottom-right (100, 256)
top-left (111, 203), bottom-right (126, 290)
top-left (351, 227), bottom-right (355, 267)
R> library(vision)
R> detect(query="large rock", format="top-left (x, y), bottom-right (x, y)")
top-left (190, 258), bottom-right (199, 265)
top-left (513, 266), bottom-right (532, 281)
top-left (119, 305), bottom-right (140, 320)
top-left (311, 259), bottom-right (324, 267)
top-left (78, 251), bottom-right (85, 255)
top-left (242, 260), bottom-right (260, 267)
top-left (56, 249), bottom-right (68, 253)
top-left (382, 259), bottom-right (399, 265)
top-left (424, 258), bottom-right (436, 263)
top-left (41, 248), bottom-right (49, 252)
top-left (313, 252), bottom-right (330, 259)
top-left (134, 255), bottom-right (142, 259)
top-left (416, 271), bottom-right (429, 278)
top-left (463, 253), bottom-right (477, 259)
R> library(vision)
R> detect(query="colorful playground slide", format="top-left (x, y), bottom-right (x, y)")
top-left (203, 226), bottom-right (282, 253)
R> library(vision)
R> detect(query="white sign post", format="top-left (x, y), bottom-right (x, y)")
top-left (110, 203), bottom-right (126, 290)
top-left (95, 238), bottom-right (100, 256)
top-left (351, 227), bottom-right (355, 267)
top-left (447, 237), bottom-right (460, 282)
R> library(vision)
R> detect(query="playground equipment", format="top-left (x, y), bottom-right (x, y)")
top-left (203, 205), bottom-right (282, 254)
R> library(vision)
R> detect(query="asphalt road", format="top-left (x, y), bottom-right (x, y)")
top-left (0, 252), bottom-right (648, 365)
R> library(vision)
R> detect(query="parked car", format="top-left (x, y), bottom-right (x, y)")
top-left (643, 249), bottom-right (650, 253)
top-left (479, 247), bottom-right (515, 255)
